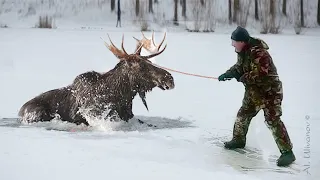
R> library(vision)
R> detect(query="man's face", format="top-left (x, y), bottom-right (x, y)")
top-left (232, 40), bottom-right (246, 52)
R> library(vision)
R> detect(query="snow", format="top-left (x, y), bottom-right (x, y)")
top-left (1, 0), bottom-right (319, 31)
top-left (1, 27), bottom-right (320, 180)
top-left (1, 17), bottom-right (320, 180)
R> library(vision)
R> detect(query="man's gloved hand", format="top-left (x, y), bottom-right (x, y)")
top-left (218, 73), bottom-right (233, 81)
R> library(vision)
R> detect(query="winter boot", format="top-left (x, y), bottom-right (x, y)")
top-left (277, 150), bottom-right (296, 167)
top-left (224, 138), bottom-right (246, 149)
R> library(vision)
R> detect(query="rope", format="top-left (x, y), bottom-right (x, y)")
top-left (152, 63), bottom-right (218, 80)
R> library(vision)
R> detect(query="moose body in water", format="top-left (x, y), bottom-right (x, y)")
top-left (18, 32), bottom-right (174, 126)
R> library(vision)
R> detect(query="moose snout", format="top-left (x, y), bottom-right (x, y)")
top-left (162, 74), bottom-right (175, 90)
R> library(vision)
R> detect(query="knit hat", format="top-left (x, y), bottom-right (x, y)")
top-left (231, 26), bottom-right (250, 42)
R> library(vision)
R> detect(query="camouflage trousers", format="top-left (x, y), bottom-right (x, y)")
top-left (232, 83), bottom-right (293, 153)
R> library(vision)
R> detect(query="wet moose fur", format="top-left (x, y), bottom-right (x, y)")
top-left (18, 33), bottom-right (174, 126)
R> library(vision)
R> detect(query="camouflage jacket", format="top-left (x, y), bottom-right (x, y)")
top-left (226, 37), bottom-right (282, 98)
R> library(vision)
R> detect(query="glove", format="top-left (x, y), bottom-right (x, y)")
top-left (218, 73), bottom-right (233, 81)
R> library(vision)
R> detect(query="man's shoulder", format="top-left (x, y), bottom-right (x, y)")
top-left (248, 45), bottom-right (269, 58)
top-left (249, 44), bottom-right (266, 52)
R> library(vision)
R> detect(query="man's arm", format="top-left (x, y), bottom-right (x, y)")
top-left (224, 56), bottom-right (243, 80)
top-left (239, 47), bottom-right (270, 84)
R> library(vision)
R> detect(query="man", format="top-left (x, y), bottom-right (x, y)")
top-left (218, 26), bottom-right (295, 167)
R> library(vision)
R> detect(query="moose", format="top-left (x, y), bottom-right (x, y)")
top-left (18, 32), bottom-right (174, 126)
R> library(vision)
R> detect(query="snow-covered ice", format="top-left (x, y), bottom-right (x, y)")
top-left (0, 27), bottom-right (319, 180)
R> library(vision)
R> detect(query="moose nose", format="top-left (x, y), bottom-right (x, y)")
top-left (167, 81), bottom-right (175, 89)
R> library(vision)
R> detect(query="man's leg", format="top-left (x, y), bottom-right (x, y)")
top-left (263, 94), bottom-right (295, 166)
top-left (263, 103), bottom-right (293, 153)
top-left (224, 91), bottom-right (261, 149)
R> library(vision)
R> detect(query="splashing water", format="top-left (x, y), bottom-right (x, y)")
top-left (77, 105), bottom-right (154, 132)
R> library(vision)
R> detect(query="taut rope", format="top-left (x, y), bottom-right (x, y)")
top-left (152, 64), bottom-right (218, 80)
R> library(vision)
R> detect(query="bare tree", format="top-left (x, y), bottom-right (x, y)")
top-left (111, 0), bottom-right (115, 11)
top-left (181, 0), bottom-right (187, 18)
top-left (239, 0), bottom-right (252, 27)
top-left (186, 0), bottom-right (216, 32)
top-left (37, 15), bottom-right (53, 29)
top-left (300, 0), bottom-right (304, 27)
top-left (228, 0), bottom-right (232, 24)
top-left (269, 0), bottom-right (278, 33)
top-left (174, 0), bottom-right (179, 25)
top-left (200, 0), bottom-right (205, 6)
top-left (189, 0), bottom-right (204, 32)
top-left (259, 0), bottom-right (281, 34)
top-left (318, 0), bottom-right (320, 25)
top-left (132, 0), bottom-right (148, 31)
top-left (282, 0), bottom-right (287, 16)
top-left (293, 0), bottom-right (302, 34)
top-left (233, 0), bottom-right (240, 23)
top-left (136, 0), bottom-right (140, 16)
top-left (116, 0), bottom-right (121, 27)
top-left (255, 0), bottom-right (259, 20)
top-left (259, 0), bottom-right (269, 34)
top-left (149, 0), bottom-right (153, 13)
top-left (270, 0), bottom-right (275, 30)
top-left (203, 0), bottom-right (216, 32)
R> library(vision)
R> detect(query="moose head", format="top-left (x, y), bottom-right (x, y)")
top-left (101, 32), bottom-right (174, 111)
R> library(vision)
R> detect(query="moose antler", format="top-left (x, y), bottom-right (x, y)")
top-left (101, 33), bottom-right (167, 61)
top-left (133, 31), bottom-right (166, 55)
top-left (134, 41), bottom-right (144, 55)
top-left (140, 44), bottom-right (167, 60)
top-left (101, 34), bottom-right (129, 60)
